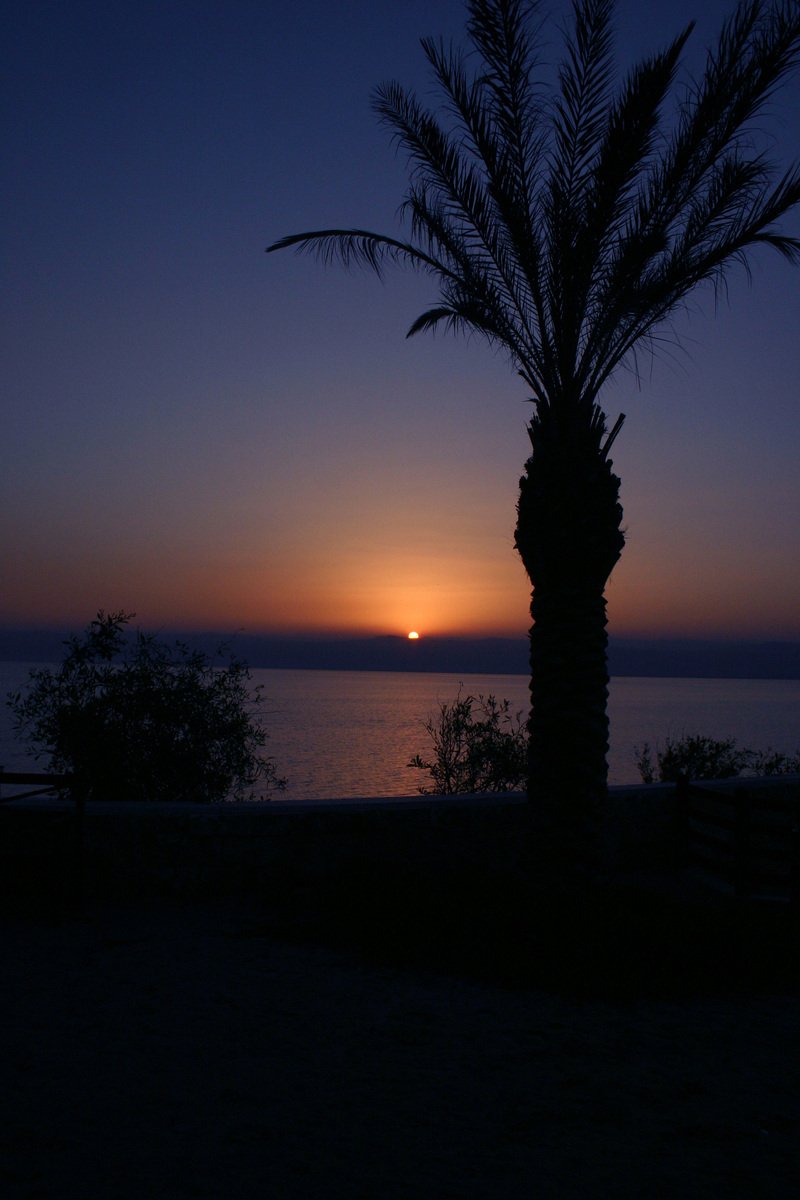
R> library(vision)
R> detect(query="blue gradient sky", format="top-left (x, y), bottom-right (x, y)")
top-left (3, 0), bottom-right (799, 641)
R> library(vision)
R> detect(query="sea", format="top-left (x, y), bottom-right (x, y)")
top-left (1, 663), bottom-right (799, 800)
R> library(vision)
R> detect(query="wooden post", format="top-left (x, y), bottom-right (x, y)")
top-left (71, 775), bottom-right (86, 907)
top-left (733, 790), bottom-right (751, 900)
top-left (674, 773), bottom-right (690, 867)
top-left (790, 822), bottom-right (800, 908)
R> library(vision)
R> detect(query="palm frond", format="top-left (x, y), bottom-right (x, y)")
top-left (265, 229), bottom-right (456, 281)
top-left (373, 76), bottom-right (549, 387)
top-left (578, 0), bottom-right (800, 396)
top-left (373, 83), bottom-right (510, 275)
top-left (539, 0), bottom-right (617, 390)
top-left (465, 1), bottom-right (546, 274)
top-left (406, 300), bottom-right (503, 344)
top-left (419, 36), bottom-right (540, 265)
top-left (269, 0), bottom-right (800, 423)
top-left (550, 0), bottom-right (615, 208)
top-left (587, 164), bottom-right (800, 393)
top-left (626, 0), bottom-right (800, 254)
top-left (406, 307), bottom-right (462, 337)
top-left (466, 0), bottom-right (544, 166)
top-left (402, 186), bottom-right (539, 377)
top-left (419, 33), bottom-right (554, 387)
top-left (563, 23), bottom-right (695, 384)
top-left (581, 24), bottom-right (693, 265)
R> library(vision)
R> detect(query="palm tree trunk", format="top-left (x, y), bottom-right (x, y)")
top-left (515, 404), bottom-right (624, 861)
top-left (526, 583), bottom-right (612, 831)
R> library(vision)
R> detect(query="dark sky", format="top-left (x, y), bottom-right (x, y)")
top-left (4, 0), bottom-right (800, 641)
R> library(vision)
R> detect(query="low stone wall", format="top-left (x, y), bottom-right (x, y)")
top-left (0, 785), bottom-right (685, 906)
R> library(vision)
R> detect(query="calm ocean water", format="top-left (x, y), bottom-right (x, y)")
top-left (2, 663), bottom-right (799, 799)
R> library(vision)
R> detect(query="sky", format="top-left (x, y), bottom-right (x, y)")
top-left (3, 0), bottom-right (800, 645)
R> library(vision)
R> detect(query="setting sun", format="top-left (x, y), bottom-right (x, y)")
top-left (407, 631), bottom-right (420, 640)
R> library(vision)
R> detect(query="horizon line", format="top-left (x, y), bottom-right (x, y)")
top-left (1, 627), bottom-right (799, 681)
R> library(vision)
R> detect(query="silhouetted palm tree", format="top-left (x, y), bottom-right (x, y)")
top-left (268, 0), bottom-right (800, 844)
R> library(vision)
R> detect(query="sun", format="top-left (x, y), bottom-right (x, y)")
top-left (407, 631), bottom-right (420, 640)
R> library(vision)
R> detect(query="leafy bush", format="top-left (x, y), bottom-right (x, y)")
top-left (747, 747), bottom-right (800, 776)
top-left (635, 734), bottom-right (800, 784)
top-left (8, 611), bottom-right (285, 802)
top-left (409, 688), bottom-right (527, 794)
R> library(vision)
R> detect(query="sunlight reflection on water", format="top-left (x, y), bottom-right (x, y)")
top-left (2, 664), bottom-right (799, 800)
top-left (261, 669), bottom-right (800, 798)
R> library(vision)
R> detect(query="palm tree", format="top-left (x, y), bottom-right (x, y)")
top-left (268, 0), bottom-right (800, 846)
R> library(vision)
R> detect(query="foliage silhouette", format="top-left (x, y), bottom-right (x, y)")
top-left (635, 732), bottom-right (800, 782)
top-left (409, 687), bottom-right (527, 793)
top-left (268, 1), bottom-right (800, 843)
top-left (8, 611), bottom-right (286, 803)
top-left (413, 704), bottom-right (800, 790)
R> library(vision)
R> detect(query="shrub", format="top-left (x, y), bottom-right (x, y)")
top-left (409, 688), bottom-right (527, 794)
top-left (746, 748), bottom-right (800, 776)
top-left (634, 734), bottom-right (800, 783)
top-left (7, 611), bottom-right (285, 802)
top-left (634, 734), bottom-right (749, 783)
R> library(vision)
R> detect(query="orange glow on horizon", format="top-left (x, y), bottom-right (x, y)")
top-left (5, 525), bottom-right (800, 644)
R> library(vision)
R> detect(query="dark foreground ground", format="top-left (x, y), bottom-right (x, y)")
top-left (2, 875), bottom-right (799, 1199)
